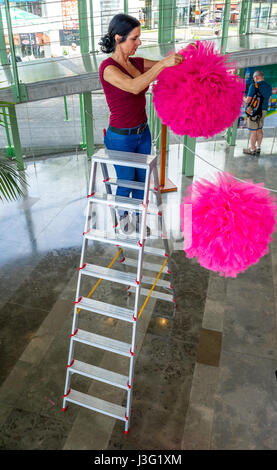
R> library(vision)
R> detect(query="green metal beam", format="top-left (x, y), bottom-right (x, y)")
top-left (182, 135), bottom-right (195, 177)
top-left (124, 0), bottom-right (128, 14)
top-left (156, 1), bottom-right (176, 152)
top-left (246, 0), bottom-right (252, 33)
top-left (158, 0), bottom-right (176, 44)
top-left (79, 94), bottom-right (86, 149)
top-left (149, 92), bottom-right (154, 138)
top-left (221, 0), bottom-right (231, 54)
top-left (78, 0), bottom-right (89, 54)
top-left (239, 0), bottom-right (252, 35)
top-left (64, 96), bottom-right (69, 121)
top-left (4, 0), bottom-right (21, 101)
top-left (0, 7), bottom-right (8, 65)
top-left (2, 106), bottom-right (14, 158)
top-left (2, 2), bottom-right (24, 167)
top-left (83, 91), bottom-right (94, 159)
top-left (226, 115), bottom-right (239, 146)
top-left (9, 104), bottom-right (24, 170)
top-left (155, 114), bottom-right (162, 150)
top-left (10, 83), bottom-right (28, 104)
top-left (78, 1), bottom-right (94, 158)
top-left (226, 68), bottom-right (245, 146)
top-left (267, 0), bottom-right (273, 30)
top-left (256, 1), bottom-right (262, 28)
top-left (144, 0), bottom-right (152, 29)
top-left (89, 0), bottom-right (95, 52)
top-left (239, 0), bottom-right (247, 35)
top-left (181, 0), bottom-right (197, 178)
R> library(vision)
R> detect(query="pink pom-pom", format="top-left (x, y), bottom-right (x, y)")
top-left (180, 172), bottom-right (277, 277)
top-left (152, 41), bottom-right (245, 138)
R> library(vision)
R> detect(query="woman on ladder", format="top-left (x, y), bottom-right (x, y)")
top-left (99, 13), bottom-right (184, 235)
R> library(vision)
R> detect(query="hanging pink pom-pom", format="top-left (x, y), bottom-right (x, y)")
top-left (180, 172), bottom-right (277, 278)
top-left (152, 41), bottom-right (245, 138)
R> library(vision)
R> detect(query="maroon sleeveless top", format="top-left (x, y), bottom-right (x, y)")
top-left (99, 57), bottom-right (148, 128)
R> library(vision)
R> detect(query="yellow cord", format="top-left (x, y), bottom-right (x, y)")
top-left (77, 248), bottom-right (169, 320)
top-left (76, 248), bottom-right (123, 314)
top-left (138, 258), bottom-right (168, 319)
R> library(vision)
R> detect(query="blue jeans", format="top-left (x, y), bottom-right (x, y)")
top-left (104, 124), bottom-right (152, 204)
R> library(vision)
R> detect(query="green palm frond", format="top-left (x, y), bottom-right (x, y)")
top-left (0, 92), bottom-right (27, 202)
top-left (0, 158), bottom-right (28, 202)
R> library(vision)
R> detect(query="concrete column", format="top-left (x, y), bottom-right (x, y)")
top-left (158, 0), bottom-right (176, 44)
top-left (221, 0), bottom-right (231, 53)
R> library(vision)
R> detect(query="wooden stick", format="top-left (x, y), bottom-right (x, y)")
top-left (160, 123), bottom-right (167, 187)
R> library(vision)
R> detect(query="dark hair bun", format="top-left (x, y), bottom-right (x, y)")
top-left (99, 14), bottom-right (140, 54)
top-left (99, 33), bottom-right (115, 54)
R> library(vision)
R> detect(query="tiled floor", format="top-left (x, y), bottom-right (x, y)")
top-left (0, 137), bottom-right (276, 450)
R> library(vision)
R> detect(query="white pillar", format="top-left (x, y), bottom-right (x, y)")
top-left (44, 0), bottom-right (63, 57)
top-left (93, 0), bottom-right (101, 52)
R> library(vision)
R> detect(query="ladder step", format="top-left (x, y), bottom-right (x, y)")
top-left (105, 178), bottom-right (155, 192)
top-left (93, 148), bottom-right (157, 170)
top-left (84, 230), bottom-right (167, 257)
top-left (85, 230), bottom-right (140, 251)
top-left (72, 329), bottom-right (132, 357)
top-left (88, 192), bottom-right (158, 213)
top-left (81, 263), bottom-right (138, 287)
top-left (90, 192), bottom-right (143, 211)
top-left (80, 263), bottom-right (171, 289)
top-left (141, 275), bottom-right (171, 289)
top-left (65, 389), bottom-right (126, 421)
top-left (142, 245), bottom-right (167, 257)
top-left (124, 257), bottom-right (171, 274)
top-left (77, 297), bottom-right (134, 323)
top-left (68, 360), bottom-right (129, 390)
top-left (129, 287), bottom-right (174, 303)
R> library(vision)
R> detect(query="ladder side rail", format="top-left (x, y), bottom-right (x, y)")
top-left (100, 161), bottom-right (118, 240)
top-left (100, 162), bottom-right (112, 195)
top-left (125, 166), bottom-right (151, 433)
top-left (63, 304), bottom-right (80, 409)
top-left (63, 242), bottom-right (91, 407)
top-left (100, 161), bottom-right (127, 269)
top-left (83, 160), bottom-right (98, 239)
top-left (63, 159), bottom-right (98, 409)
top-left (152, 165), bottom-right (176, 315)
top-left (79, 159), bottom-right (98, 300)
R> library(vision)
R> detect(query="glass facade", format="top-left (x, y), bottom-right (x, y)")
top-left (1, 1), bottom-right (276, 62)
top-left (252, 1), bottom-right (277, 31)
top-left (0, 0), bottom-right (277, 165)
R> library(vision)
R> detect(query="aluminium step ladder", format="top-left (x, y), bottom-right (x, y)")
top-left (62, 148), bottom-right (176, 434)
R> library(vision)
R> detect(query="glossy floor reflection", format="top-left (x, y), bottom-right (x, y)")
top-left (0, 139), bottom-right (276, 450)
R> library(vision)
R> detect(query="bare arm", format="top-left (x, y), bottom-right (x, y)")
top-left (144, 58), bottom-right (160, 71)
top-left (103, 53), bottom-right (183, 95)
top-left (244, 96), bottom-right (252, 105)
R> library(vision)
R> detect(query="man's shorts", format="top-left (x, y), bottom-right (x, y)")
top-left (247, 110), bottom-right (267, 130)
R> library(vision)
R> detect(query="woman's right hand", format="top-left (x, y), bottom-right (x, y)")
top-left (161, 53), bottom-right (184, 68)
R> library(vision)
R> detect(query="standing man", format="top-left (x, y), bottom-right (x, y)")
top-left (69, 42), bottom-right (79, 56)
top-left (243, 70), bottom-right (272, 156)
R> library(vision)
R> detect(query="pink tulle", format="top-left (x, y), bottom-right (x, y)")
top-left (180, 172), bottom-right (277, 277)
top-left (152, 41), bottom-right (245, 138)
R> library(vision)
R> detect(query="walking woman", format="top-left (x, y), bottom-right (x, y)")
top-left (99, 13), bottom-right (184, 235)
